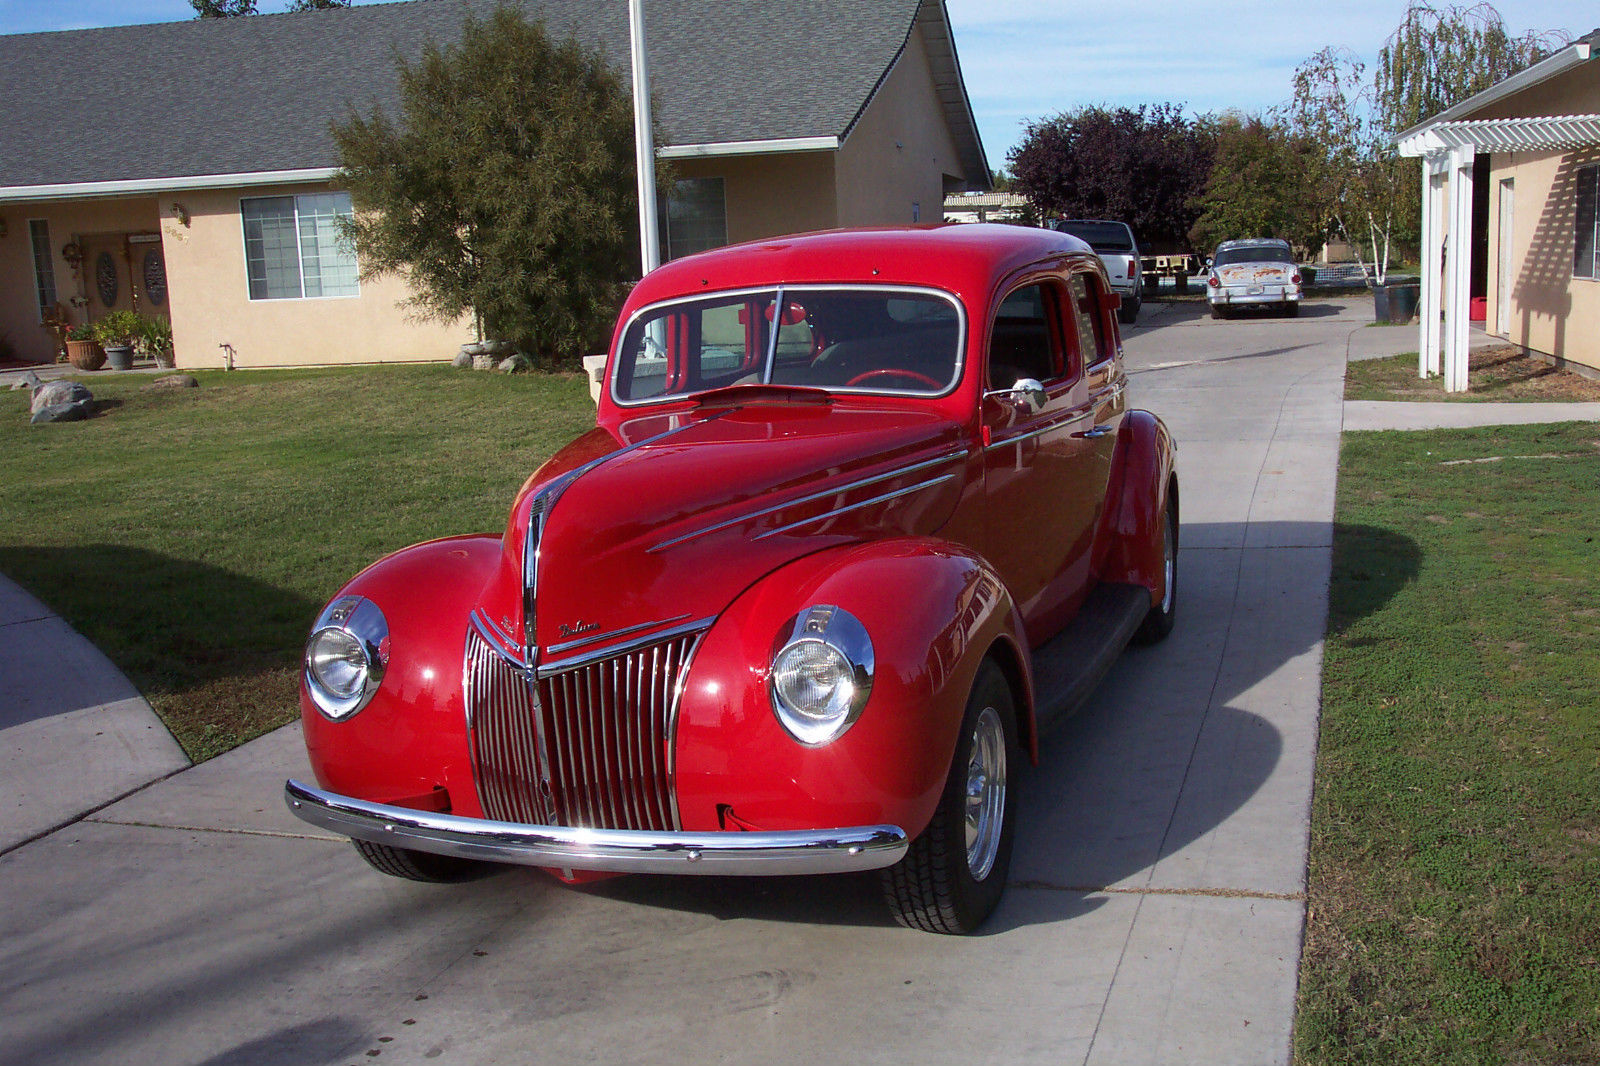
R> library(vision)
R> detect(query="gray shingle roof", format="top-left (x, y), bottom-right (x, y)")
top-left (0, 0), bottom-right (986, 190)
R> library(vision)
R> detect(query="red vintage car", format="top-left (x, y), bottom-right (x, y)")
top-left (285, 224), bottom-right (1177, 934)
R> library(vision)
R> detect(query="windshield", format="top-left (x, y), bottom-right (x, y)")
top-left (1214, 243), bottom-right (1293, 266)
top-left (1053, 221), bottom-right (1134, 253)
top-left (612, 287), bottom-right (963, 404)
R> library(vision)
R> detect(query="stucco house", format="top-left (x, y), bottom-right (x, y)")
top-left (0, 0), bottom-right (987, 370)
top-left (1399, 29), bottom-right (1600, 390)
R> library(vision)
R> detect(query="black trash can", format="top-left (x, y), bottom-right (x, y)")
top-left (1383, 277), bottom-right (1421, 324)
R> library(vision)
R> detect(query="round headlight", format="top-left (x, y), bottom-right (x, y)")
top-left (769, 605), bottom-right (873, 746)
top-left (304, 595), bottom-right (389, 720)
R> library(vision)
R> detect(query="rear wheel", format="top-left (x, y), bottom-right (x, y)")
top-left (1284, 302), bottom-right (1301, 318)
top-left (1119, 295), bottom-right (1141, 325)
top-left (882, 661), bottom-right (1018, 934)
top-left (352, 840), bottom-right (493, 883)
top-left (1133, 491), bottom-right (1179, 645)
top-left (1210, 303), bottom-right (1228, 320)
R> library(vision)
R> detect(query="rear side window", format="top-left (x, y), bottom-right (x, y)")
top-left (1066, 273), bottom-right (1113, 367)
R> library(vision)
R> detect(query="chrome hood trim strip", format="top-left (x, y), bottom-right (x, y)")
top-left (648, 446), bottom-right (967, 553)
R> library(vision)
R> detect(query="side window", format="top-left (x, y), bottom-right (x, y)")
top-left (1067, 273), bottom-right (1113, 366)
top-left (989, 283), bottom-right (1063, 389)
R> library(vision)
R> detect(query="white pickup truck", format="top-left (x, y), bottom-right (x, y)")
top-left (1051, 220), bottom-right (1142, 324)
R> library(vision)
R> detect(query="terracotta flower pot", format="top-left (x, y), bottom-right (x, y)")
top-left (65, 339), bottom-right (106, 371)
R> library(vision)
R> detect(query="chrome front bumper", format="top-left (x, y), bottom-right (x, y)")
top-left (284, 779), bottom-right (909, 876)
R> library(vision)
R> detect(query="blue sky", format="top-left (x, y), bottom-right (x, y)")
top-left (3, 0), bottom-right (1595, 166)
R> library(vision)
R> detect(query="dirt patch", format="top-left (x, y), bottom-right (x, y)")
top-left (1352, 345), bottom-right (1600, 402)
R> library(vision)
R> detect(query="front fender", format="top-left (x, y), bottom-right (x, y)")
top-left (672, 537), bottom-right (1028, 841)
top-left (1093, 409), bottom-right (1177, 600)
top-left (300, 535), bottom-right (499, 814)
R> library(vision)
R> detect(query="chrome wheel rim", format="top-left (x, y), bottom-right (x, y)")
top-left (1160, 508), bottom-right (1176, 614)
top-left (964, 705), bottom-right (1007, 880)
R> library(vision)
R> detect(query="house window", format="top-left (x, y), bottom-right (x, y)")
top-left (665, 178), bottom-right (727, 260)
top-left (241, 192), bottom-right (359, 300)
top-left (29, 220), bottom-right (57, 320)
top-left (1576, 164), bottom-right (1599, 280)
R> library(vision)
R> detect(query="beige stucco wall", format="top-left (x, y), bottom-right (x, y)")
top-left (161, 183), bottom-right (470, 370)
top-left (1470, 57), bottom-right (1600, 373)
top-left (834, 21), bottom-right (967, 228)
top-left (670, 152), bottom-right (838, 245)
top-left (0, 197), bottom-right (160, 364)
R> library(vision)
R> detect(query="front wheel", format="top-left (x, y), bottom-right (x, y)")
top-left (882, 661), bottom-right (1018, 934)
top-left (352, 840), bottom-right (493, 883)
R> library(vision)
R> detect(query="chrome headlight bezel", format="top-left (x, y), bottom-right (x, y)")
top-left (768, 605), bottom-right (874, 746)
top-left (304, 595), bottom-right (389, 721)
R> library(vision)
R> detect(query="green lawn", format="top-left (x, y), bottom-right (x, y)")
top-left (1, 366), bottom-right (595, 760)
top-left (1346, 350), bottom-right (1600, 403)
top-left (1297, 422), bottom-right (1600, 1063)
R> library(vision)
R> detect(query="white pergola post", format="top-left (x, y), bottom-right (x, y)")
top-left (628, 0), bottom-right (661, 276)
top-left (1442, 145), bottom-right (1475, 393)
top-left (1419, 163), bottom-right (1446, 379)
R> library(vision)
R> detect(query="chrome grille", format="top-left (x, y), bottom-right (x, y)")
top-left (464, 623), bottom-right (703, 831)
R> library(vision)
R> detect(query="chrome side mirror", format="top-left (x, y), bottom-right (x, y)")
top-left (1006, 377), bottom-right (1047, 414)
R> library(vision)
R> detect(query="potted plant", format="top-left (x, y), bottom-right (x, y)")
top-left (64, 322), bottom-right (106, 371)
top-left (140, 315), bottom-right (175, 369)
top-left (94, 310), bottom-right (145, 371)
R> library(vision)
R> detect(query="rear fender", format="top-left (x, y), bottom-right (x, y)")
top-left (1093, 409), bottom-right (1177, 602)
top-left (673, 537), bottom-right (1032, 841)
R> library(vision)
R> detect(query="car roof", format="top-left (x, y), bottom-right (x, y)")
top-left (1216, 237), bottom-right (1291, 250)
top-left (623, 224), bottom-right (1093, 314)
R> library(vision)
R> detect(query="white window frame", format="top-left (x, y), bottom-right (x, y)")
top-left (29, 218), bottom-right (57, 322)
top-left (239, 192), bottom-right (360, 301)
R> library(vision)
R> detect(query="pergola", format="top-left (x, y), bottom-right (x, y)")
top-left (1397, 35), bottom-right (1600, 392)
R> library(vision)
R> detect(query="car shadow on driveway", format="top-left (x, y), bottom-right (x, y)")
top-left (576, 521), bottom-right (1421, 934)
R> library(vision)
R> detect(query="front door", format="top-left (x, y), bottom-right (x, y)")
top-left (77, 233), bottom-right (168, 324)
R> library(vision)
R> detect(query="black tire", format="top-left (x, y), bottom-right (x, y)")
top-left (882, 661), bottom-right (1018, 934)
top-left (1133, 490), bottom-right (1179, 645)
top-left (1210, 304), bottom-right (1227, 320)
top-left (1284, 302), bottom-right (1301, 318)
top-left (352, 839), bottom-right (493, 883)
top-left (1119, 296), bottom-right (1141, 325)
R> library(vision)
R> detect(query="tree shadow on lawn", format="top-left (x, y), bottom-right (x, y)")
top-left (0, 544), bottom-right (319, 756)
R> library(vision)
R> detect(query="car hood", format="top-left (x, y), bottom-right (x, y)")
top-left (474, 400), bottom-right (970, 662)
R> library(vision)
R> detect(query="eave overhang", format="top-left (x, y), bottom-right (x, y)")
top-left (0, 167), bottom-right (339, 205)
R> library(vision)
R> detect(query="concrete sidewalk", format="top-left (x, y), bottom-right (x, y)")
top-left (0, 574), bottom-right (188, 853)
top-left (1346, 399), bottom-right (1600, 431)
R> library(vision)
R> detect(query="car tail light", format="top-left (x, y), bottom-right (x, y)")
top-left (1291, 272), bottom-right (1302, 285)
top-left (1207, 275), bottom-right (1219, 288)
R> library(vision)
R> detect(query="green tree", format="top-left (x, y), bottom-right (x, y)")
top-left (190, 0), bottom-right (256, 15)
top-left (1376, 2), bottom-right (1568, 136)
top-left (1188, 115), bottom-right (1326, 257)
top-left (332, 5), bottom-right (659, 362)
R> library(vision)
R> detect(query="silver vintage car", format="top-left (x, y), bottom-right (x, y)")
top-left (1206, 238), bottom-right (1302, 318)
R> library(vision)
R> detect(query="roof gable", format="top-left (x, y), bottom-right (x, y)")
top-left (0, 0), bottom-right (985, 191)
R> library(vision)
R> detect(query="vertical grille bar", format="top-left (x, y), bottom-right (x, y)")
top-left (468, 622), bottom-right (705, 833)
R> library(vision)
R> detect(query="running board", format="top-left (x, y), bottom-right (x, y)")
top-left (1029, 582), bottom-right (1150, 735)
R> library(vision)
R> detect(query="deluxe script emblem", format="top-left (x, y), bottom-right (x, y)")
top-left (558, 620), bottom-right (601, 639)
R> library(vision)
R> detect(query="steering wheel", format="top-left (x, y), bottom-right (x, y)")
top-left (844, 368), bottom-right (943, 389)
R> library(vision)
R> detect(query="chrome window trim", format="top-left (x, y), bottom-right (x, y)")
top-left (648, 446), bottom-right (967, 553)
top-left (609, 283), bottom-right (969, 408)
top-left (752, 473), bottom-right (958, 541)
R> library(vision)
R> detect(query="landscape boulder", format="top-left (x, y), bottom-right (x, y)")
top-left (29, 380), bottom-right (93, 424)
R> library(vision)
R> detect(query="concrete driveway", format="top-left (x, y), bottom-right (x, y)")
top-left (0, 298), bottom-right (1388, 1066)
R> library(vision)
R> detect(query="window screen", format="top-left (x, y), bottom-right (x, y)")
top-left (242, 192), bottom-right (359, 300)
top-left (665, 178), bottom-right (728, 260)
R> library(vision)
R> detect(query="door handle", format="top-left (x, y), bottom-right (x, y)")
top-left (1072, 426), bottom-right (1114, 439)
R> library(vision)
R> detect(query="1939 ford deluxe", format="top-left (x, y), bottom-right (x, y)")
top-left (285, 224), bottom-right (1177, 934)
